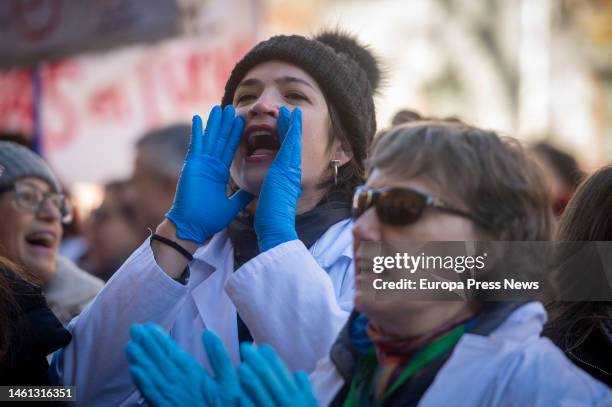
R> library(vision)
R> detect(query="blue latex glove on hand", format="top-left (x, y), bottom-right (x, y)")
top-left (238, 343), bottom-right (317, 407)
top-left (200, 329), bottom-right (251, 406)
top-left (126, 324), bottom-right (253, 407)
top-left (167, 105), bottom-right (253, 244)
top-left (254, 107), bottom-right (302, 251)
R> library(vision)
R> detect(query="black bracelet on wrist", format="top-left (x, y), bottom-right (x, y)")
top-left (151, 233), bottom-right (194, 262)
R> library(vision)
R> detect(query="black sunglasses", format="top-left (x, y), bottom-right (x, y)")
top-left (352, 186), bottom-right (487, 227)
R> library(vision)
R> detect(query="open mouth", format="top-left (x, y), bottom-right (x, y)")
top-left (25, 231), bottom-right (56, 251)
top-left (245, 126), bottom-right (280, 162)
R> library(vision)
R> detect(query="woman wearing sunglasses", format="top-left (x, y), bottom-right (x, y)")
top-left (54, 32), bottom-right (381, 405)
top-left (123, 121), bottom-right (611, 406)
top-left (312, 121), bottom-right (610, 405)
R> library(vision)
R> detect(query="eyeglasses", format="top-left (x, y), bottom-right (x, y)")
top-left (352, 185), bottom-right (487, 227)
top-left (0, 182), bottom-right (73, 224)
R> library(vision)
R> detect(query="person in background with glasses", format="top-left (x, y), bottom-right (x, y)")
top-left (0, 141), bottom-right (103, 325)
top-left (124, 121), bottom-right (610, 406)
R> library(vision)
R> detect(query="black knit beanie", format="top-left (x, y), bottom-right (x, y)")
top-left (221, 31), bottom-right (381, 167)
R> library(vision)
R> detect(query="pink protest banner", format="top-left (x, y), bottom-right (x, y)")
top-left (0, 0), bottom-right (259, 184)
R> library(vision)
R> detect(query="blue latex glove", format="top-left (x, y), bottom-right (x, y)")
top-left (200, 329), bottom-right (251, 406)
top-left (237, 343), bottom-right (317, 407)
top-left (254, 107), bottom-right (302, 251)
top-left (125, 324), bottom-right (253, 407)
top-left (167, 105), bottom-right (253, 244)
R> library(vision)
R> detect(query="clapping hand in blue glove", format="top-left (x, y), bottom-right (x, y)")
top-left (238, 343), bottom-right (318, 407)
top-left (167, 105), bottom-right (253, 244)
top-left (200, 329), bottom-right (252, 406)
top-left (126, 324), bottom-right (254, 407)
top-left (254, 107), bottom-right (302, 251)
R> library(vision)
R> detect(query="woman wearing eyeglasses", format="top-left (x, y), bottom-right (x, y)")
top-left (0, 141), bottom-right (103, 325)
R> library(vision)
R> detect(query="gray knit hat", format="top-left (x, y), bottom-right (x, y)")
top-left (0, 141), bottom-right (60, 192)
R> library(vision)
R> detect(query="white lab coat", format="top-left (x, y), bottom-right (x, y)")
top-left (52, 219), bottom-right (354, 406)
top-left (310, 302), bottom-right (612, 406)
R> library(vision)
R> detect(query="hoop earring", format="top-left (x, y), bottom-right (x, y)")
top-left (331, 160), bottom-right (340, 186)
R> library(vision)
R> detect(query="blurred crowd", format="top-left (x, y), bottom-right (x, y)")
top-left (0, 27), bottom-right (609, 406)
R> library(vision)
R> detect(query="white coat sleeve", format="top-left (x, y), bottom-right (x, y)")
top-left (224, 239), bottom-right (353, 373)
top-left (51, 239), bottom-right (190, 407)
top-left (309, 356), bottom-right (346, 407)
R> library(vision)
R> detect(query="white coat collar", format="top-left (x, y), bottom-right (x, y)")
top-left (194, 218), bottom-right (355, 270)
top-left (459, 301), bottom-right (547, 350)
top-left (485, 301), bottom-right (547, 342)
top-left (192, 229), bottom-right (231, 271)
top-left (309, 218), bottom-right (354, 268)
